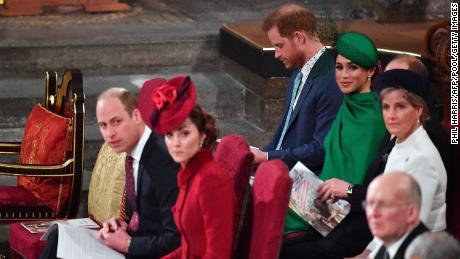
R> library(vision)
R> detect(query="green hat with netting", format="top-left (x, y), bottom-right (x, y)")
top-left (335, 32), bottom-right (378, 68)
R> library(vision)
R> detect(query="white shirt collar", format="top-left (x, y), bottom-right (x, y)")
top-left (131, 126), bottom-right (151, 161)
top-left (385, 231), bottom-right (411, 259)
top-left (300, 46), bottom-right (327, 79)
top-left (130, 126), bottom-right (151, 193)
top-left (293, 46), bottom-right (326, 108)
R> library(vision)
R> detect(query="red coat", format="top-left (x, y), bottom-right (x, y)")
top-left (162, 148), bottom-right (235, 259)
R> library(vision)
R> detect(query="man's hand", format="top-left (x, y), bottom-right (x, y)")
top-left (317, 178), bottom-right (350, 202)
top-left (98, 217), bottom-right (128, 239)
top-left (251, 149), bottom-right (267, 164)
top-left (99, 228), bottom-right (132, 254)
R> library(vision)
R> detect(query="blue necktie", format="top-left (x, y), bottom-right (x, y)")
top-left (276, 72), bottom-right (303, 150)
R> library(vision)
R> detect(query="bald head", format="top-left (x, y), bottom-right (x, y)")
top-left (372, 172), bottom-right (421, 206)
top-left (385, 55), bottom-right (428, 79)
top-left (365, 172), bottom-right (421, 245)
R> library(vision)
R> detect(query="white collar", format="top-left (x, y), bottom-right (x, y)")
top-left (385, 231), bottom-right (411, 259)
top-left (395, 125), bottom-right (425, 146)
top-left (130, 126), bottom-right (151, 161)
top-left (300, 46), bottom-right (326, 78)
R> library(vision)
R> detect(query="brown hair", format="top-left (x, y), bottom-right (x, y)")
top-left (262, 3), bottom-right (317, 38)
top-left (98, 87), bottom-right (137, 116)
top-left (188, 104), bottom-right (219, 147)
top-left (380, 87), bottom-right (430, 123)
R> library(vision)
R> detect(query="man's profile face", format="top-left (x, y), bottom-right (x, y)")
top-left (267, 26), bottom-right (305, 70)
top-left (365, 179), bottom-right (413, 244)
top-left (96, 96), bottom-right (141, 154)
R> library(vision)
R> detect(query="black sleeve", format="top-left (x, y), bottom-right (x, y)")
top-left (349, 134), bottom-right (395, 213)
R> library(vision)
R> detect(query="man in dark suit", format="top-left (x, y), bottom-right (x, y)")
top-left (40, 88), bottom-right (180, 259)
top-left (365, 172), bottom-right (428, 259)
top-left (250, 3), bottom-right (343, 171)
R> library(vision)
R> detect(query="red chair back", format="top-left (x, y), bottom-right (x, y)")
top-left (247, 159), bottom-right (292, 259)
top-left (214, 134), bottom-right (254, 255)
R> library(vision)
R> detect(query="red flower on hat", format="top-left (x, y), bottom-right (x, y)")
top-left (152, 84), bottom-right (177, 110)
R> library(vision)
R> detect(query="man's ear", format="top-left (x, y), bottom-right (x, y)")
top-left (132, 108), bottom-right (143, 123)
top-left (293, 31), bottom-right (306, 45)
top-left (406, 203), bottom-right (420, 225)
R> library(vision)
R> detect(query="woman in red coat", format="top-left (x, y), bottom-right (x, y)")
top-left (138, 75), bottom-right (236, 259)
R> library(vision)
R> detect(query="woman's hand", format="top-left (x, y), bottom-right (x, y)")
top-left (317, 178), bottom-right (351, 202)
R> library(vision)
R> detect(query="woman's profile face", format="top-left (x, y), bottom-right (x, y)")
top-left (335, 55), bottom-right (373, 95)
top-left (164, 117), bottom-right (205, 167)
top-left (381, 90), bottom-right (422, 143)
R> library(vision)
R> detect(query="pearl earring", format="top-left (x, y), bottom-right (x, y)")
top-left (199, 140), bottom-right (204, 148)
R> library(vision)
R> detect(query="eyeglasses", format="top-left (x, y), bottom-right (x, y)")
top-left (361, 201), bottom-right (410, 211)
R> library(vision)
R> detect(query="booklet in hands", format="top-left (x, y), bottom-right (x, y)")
top-left (288, 162), bottom-right (351, 237)
top-left (21, 217), bottom-right (99, 234)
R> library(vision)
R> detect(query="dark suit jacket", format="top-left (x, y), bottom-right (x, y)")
top-left (265, 49), bottom-right (343, 171)
top-left (126, 132), bottom-right (181, 259)
top-left (375, 222), bottom-right (428, 259)
top-left (39, 133), bottom-right (180, 259)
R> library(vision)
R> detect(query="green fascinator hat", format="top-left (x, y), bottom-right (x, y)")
top-left (335, 32), bottom-right (378, 69)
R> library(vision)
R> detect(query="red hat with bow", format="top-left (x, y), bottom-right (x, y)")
top-left (138, 75), bottom-right (197, 134)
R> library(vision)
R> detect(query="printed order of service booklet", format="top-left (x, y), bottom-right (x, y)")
top-left (39, 219), bottom-right (125, 259)
top-left (21, 218), bottom-right (100, 234)
top-left (288, 161), bottom-right (351, 237)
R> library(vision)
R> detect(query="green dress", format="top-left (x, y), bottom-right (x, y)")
top-left (285, 91), bottom-right (387, 234)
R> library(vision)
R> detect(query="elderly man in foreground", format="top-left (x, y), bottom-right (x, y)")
top-left (364, 172), bottom-right (428, 259)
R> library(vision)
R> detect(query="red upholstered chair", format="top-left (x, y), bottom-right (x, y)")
top-left (237, 159), bottom-right (292, 259)
top-left (214, 134), bottom-right (254, 256)
top-left (0, 69), bottom-right (85, 222)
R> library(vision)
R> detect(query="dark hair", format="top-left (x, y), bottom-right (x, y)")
top-left (262, 3), bottom-right (317, 38)
top-left (380, 87), bottom-right (430, 123)
top-left (188, 104), bottom-right (219, 147)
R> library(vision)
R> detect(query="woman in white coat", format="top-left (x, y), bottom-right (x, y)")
top-left (378, 69), bottom-right (447, 232)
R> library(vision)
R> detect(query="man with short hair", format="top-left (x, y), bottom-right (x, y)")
top-left (252, 3), bottom-right (342, 172)
top-left (365, 172), bottom-right (428, 259)
top-left (41, 88), bottom-right (180, 259)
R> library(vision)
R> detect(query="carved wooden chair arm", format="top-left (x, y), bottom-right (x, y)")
top-left (0, 159), bottom-right (75, 177)
top-left (0, 142), bottom-right (21, 154)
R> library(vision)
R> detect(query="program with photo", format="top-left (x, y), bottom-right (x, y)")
top-left (289, 162), bottom-right (351, 237)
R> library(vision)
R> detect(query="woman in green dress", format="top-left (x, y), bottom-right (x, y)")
top-left (281, 32), bottom-right (387, 259)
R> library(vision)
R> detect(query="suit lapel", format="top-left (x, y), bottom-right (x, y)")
top-left (288, 78), bottom-right (313, 128)
top-left (394, 223), bottom-right (428, 259)
top-left (287, 50), bottom-right (331, 128)
top-left (136, 133), bottom-right (154, 198)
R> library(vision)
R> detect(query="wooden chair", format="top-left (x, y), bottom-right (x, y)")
top-left (0, 69), bottom-right (85, 222)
